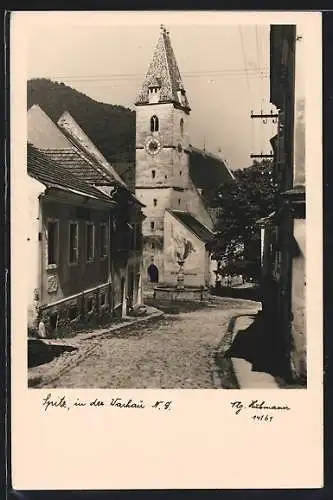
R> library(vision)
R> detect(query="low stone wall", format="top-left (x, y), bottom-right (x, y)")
top-left (153, 286), bottom-right (209, 303)
top-left (36, 283), bottom-right (113, 338)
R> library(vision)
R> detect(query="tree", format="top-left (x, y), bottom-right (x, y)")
top-left (208, 160), bottom-right (278, 277)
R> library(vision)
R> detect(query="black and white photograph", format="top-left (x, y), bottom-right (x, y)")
top-left (24, 16), bottom-right (307, 390)
top-left (10, 10), bottom-right (323, 491)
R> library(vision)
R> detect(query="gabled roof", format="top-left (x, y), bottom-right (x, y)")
top-left (168, 210), bottom-right (215, 243)
top-left (135, 25), bottom-right (190, 112)
top-left (28, 104), bottom-right (74, 150)
top-left (57, 111), bottom-right (127, 187)
top-left (28, 105), bottom-right (126, 189)
top-left (27, 143), bottom-right (115, 204)
top-left (28, 105), bottom-right (144, 207)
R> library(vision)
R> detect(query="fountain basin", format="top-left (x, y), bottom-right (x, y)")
top-left (153, 285), bottom-right (209, 303)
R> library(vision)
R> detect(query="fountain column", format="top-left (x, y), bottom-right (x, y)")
top-left (176, 259), bottom-right (185, 290)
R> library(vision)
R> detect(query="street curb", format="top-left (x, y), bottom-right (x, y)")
top-left (227, 311), bottom-right (281, 390)
top-left (213, 316), bottom-right (240, 389)
top-left (214, 309), bottom-right (260, 389)
top-left (228, 312), bottom-right (257, 389)
top-left (28, 309), bottom-right (164, 388)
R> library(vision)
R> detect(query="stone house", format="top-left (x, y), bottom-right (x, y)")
top-left (27, 105), bottom-right (145, 337)
top-left (259, 24), bottom-right (306, 383)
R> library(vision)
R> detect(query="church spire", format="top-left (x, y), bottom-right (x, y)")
top-left (135, 26), bottom-right (191, 113)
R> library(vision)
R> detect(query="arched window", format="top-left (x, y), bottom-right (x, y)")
top-left (180, 118), bottom-right (184, 137)
top-left (150, 115), bottom-right (159, 132)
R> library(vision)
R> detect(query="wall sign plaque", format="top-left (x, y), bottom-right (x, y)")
top-left (47, 275), bottom-right (58, 293)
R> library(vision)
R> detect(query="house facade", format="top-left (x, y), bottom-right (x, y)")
top-left (135, 25), bottom-right (234, 289)
top-left (260, 24), bottom-right (306, 383)
top-left (27, 105), bottom-right (145, 338)
top-left (27, 144), bottom-right (117, 336)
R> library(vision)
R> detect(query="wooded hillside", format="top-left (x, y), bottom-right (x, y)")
top-left (27, 78), bottom-right (136, 188)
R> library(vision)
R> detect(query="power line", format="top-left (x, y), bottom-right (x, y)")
top-left (29, 73), bottom-right (270, 93)
top-left (31, 66), bottom-right (269, 83)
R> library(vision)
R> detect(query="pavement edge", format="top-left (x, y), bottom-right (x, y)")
top-left (28, 308), bottom-right (164, 388)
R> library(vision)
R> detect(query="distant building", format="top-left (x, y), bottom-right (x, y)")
top-left (27, 105), bottom-right (145, 337)
top-left (259, 25), bottom-right (306, 383)
top-left (135, 25), bottom-right (234, 289)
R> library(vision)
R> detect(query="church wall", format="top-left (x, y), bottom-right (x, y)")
top-left (136, 103), bottom-right (175, 147)
top-left (170, 190), bottom-right (188, 211)
top-left (172, 107), bottom-right (190, 149)
top-left (136, 148), bottom-right (176, 187)
top-left (172, 149), bottom-right (190, 189)
top-left (186, 177), bottom-right (214, 230)
top-left (143, 240), bottom-right (164, 286)
top-left (163, 211), bottom-right (207, 287)
top-left (137, 187), bottom-right (173, 235)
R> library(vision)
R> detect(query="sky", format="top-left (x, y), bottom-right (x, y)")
top-left (25, 11), bottom-right (280, 170)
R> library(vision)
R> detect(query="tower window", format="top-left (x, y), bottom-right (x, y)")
top-left (153, 199), bottom-right (157, 206)
top-left (150, 115), bottom-right (159, 132)
top-left (150, 221), bottom-right (155, 231)
top-left (152, 170), bottom-right (156, 179)
top-left (179, 170), bottom-right (182, 176)
top-left (180, 118), bottom-right (184, 137)
top-left (178, 199), bottom-right (181, 205)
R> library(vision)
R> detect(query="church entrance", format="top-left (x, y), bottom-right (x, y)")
top-left (147, 264), bottom-right (159, 283)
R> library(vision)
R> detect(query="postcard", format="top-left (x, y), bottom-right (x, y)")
top-left (10, 10), bottom-right (322, 490)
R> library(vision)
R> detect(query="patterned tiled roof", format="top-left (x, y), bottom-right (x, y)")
top-left (57, 111), bottom-right (127, 187)
top-left (168, 210), bottom-right (215, 243)
top-left (41, 148), bottom-right (115, 186)
top-left (27, 143), bottom-right (115, 204)
top-left (135, 26), bottom-right (190, 111)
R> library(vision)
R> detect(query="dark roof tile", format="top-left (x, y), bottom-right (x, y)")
top-left (168, 210), bottom-right (215, 243)
top-left (27, 143), bottom-right (114, 204)
top-left (40, 148), bottom-right (115, 186)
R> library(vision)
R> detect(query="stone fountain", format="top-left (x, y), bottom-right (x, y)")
top-left (153, 238), bottom-right (209, 303)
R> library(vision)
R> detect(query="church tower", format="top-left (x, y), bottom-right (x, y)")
top-left (135, 25), bottom-right (192, 285)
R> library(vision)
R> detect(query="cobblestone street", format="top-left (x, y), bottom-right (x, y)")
top-left (45, 298), bottom-right (260, 389)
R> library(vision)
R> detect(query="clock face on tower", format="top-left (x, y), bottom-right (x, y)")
top-left (145, 136), bottom-right (162, 156)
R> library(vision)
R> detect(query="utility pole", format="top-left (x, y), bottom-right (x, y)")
top-left (250, 108), bottom-right (279, 159)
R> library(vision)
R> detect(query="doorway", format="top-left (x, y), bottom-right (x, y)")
top-left (147, 264), bottom-right (159, 283)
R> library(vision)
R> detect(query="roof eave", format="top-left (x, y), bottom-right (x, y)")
top-left (135, 100), bottom-right (191, 114)
top-left (167, 209), bottom-right (214, 244)
top-left (39, 183), bottom-right (118, 207)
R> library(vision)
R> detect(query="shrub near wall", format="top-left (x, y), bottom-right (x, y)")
top-left (38, 284), bottom-right (113, 338)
